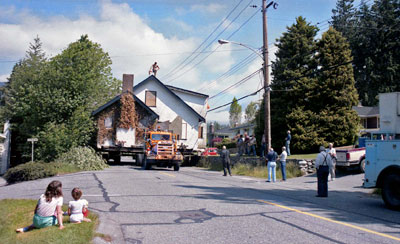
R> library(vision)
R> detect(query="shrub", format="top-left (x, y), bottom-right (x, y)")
top-left (216, 138), bottom-right (236, 149)
top-left (55, 146), bottom-right (108, 171)
top-left (4, 161), bottom-right (56, 184)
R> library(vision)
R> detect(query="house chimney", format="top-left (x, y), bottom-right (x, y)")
top-left (122, 74), bottom-right (134, 93)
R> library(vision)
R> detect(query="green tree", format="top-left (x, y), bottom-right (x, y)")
top-left (229, 97), bottom-right (242, 127)
top-left (4, 35), bottom-right (121, 163)
top-left (268, 16), bottom-right (318, 151)
top-left (331, 0), bottom-right (356, 40)
top-left (287, 27), bottom-right (359, 151)
top-left (244, 101), bottom-right (258, 123)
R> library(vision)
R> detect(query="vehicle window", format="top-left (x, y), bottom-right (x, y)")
top-left (162, 135), bottom-right (170, 140)
top-left (151, 134), bottom-right (162, 140)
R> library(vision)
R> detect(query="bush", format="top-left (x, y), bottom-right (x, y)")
top-left (4, 161), bottom-right (56, 184)
top-left (55, 146), bottom-right (108, 171)
top-left (216, 138), bottom-right (236, 149)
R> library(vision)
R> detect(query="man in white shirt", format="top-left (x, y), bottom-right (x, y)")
top-left (279, 146), bottom-right (287, 181)
top-left (315, 146), bottom-right (333, 197)
top-left (326, 143), bottom-right (336, 181)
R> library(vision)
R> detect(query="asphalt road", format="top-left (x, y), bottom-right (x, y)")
top-left (1, 166), bottom-right (400, 244)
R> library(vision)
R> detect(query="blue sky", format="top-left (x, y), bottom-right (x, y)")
top-left (0, 0), bottom-right (346, 123)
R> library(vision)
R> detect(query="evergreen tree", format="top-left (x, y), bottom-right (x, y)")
top-left (331, 0), bottom-right (356, 40)
top-left (288, 27), bottom-right (359, 151)
top-left (229, 97), bottom-right (242, 127)
top-left (267, 16), bottom-right (318, 151)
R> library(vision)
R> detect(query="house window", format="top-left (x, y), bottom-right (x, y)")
top-left (145, 91), bottom-right (157, 107)
top-left (198, 125), bottom-right (204, 139)
top-left (181, 123), bottom-right (187, 140)
top-left (104, 117), bottom-right (113, 128)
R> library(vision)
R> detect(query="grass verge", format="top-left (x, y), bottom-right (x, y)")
top-left (231, 162), bottom-right (303, 180)
top-left (0, 199), bottom-right (105, 244)
top-left (287, 153), bottom-right (318, 160)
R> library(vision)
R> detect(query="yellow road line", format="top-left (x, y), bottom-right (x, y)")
top-left (257, 200), bottom-right (400, 242)
top-left (160, 172), bottom-right (176, 178)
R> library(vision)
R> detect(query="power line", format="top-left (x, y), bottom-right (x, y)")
top-left (161, 0), bottom-right (253, 81)
top-left (160, 0), bottom-right (246, 80)
top-left (209, 68), bottom-right (262, 99)
top-left (165, 4), bottom-right (260, 84)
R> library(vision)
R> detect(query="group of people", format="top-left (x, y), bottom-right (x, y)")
top-left (235, 133), bottom-right (257, 156)
top-left (16, 180), bottom-right (91, 233)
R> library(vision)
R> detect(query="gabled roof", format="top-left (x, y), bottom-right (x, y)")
top-left (352, 106), bottom-right (379, 117)
top-left (165, 85), bottom-right (209, 98)
top-left (92, 91), bottom-right (159, 119)
top-left (133, 75), bottom-right (206, 122)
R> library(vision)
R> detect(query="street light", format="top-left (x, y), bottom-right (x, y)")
top-left (217, 40), bottom-right (263, 59)
top-left (217, 0), bottom-right (275, 156)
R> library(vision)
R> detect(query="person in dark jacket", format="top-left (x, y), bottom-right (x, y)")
top-left (266, 147), bottom-right (278, 182)
top-left (220, 146), bottom-right (232, 176)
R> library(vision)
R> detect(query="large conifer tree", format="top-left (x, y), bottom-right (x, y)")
top-left (267, 17), bottom-right (318, 151)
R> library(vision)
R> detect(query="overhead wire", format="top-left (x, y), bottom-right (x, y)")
top-left (165, 3), bottom-right (260, 84)
top-left (163, 0), bottom-right (254, 83)
top-left (160, 0), bottom-right (246, 80)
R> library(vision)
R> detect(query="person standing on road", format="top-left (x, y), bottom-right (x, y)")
top-left (285, 130), bottom-right (291, 156)
top-left (267, 148), bottom-right (278, 182)
top-left (315, 146), bottom-right (333, 197)
top-left (279, 146), bottom-right (287, 181)
top-left (220, 146), bottom-right (232, 176)
top-left (326, 143), bottom-right (336, 181)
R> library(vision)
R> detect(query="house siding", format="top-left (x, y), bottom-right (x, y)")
top-left (134, 79), bottom-right (206, 150)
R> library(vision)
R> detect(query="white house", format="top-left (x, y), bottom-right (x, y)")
top-left (133, 75), bottom-right (208, 150)
top-left (0, 121), bottom-right (11, 175)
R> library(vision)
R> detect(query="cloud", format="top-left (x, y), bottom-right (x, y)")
top-left (0, 74), bottom-right (9, 83)
top-left (0, 0), bottom-right (200, 86)
top-left (191, 4), bottom-right (226, 14)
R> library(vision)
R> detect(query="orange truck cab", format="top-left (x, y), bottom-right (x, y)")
top-left (143, 131), bottom-right (183, 171)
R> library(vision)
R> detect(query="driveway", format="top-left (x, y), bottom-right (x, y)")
top-left (1, 166), bottom-right (399, 244)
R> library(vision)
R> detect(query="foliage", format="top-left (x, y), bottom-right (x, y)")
top-left (258, 17), bottom-right (318, 152)
top-left (4, 161), bottom-right (56, 184)
top-left (55, 146), bottom-right (108, 171)
top-left (0, 199), bottom-right (99, 244)
top-left (229, 97), bottom-right (242, 127)
top-left (3, 35), bottom-right (121, 164)
top-left (3, 161), bottom-right (81, 184)
top-left (244, 101), bottom-right (258, 123)
top-left (332, 0), bottom-right (400, 105)
top-left (215, 138), bottom-right (236, 149)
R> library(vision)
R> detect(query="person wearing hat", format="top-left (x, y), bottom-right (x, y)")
top-left (315, 146), bottom-right (333, 197)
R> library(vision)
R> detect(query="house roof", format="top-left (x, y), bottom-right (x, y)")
top-left (214, 123), bottom-right (256, 135)
top-left (352, 106), bottom-right (379, 117)
top-left (231, 122), bottom-right (255, 130)
top-left (214, 127), bottom-right (233, 135)
top-left (165, 85), bottom-right (209, 98)
top-left (133, 75), bottom-right (206, 122)
top-left (91, 91), bottom-right (159, 119)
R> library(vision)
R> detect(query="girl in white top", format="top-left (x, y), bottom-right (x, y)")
top-left (68, 187), bottom-right (91, 223)
top-left (16, 180), bottom-right (64, 232)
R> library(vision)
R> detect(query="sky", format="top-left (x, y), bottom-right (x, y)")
top-left (0, 0), bottom-right (342, 124)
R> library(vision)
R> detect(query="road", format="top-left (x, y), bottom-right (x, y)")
top-left (1, 166), bottom-right (400, 244)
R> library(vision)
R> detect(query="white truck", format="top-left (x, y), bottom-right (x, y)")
top-left (364, 92), bottom-right (400, 210)
top-left (336, 146), bottom-right (366, 173)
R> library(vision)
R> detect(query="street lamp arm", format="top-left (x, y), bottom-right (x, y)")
top-left (218, 39), bottom-right (263, 59)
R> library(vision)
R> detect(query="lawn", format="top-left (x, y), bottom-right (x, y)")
top-left (287, 153), bottom-right (318, 160)
top-left (0, 199), bottom-right (106, 244)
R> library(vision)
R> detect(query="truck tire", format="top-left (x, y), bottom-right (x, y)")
top-left (382, 173), bottom-right (400, 210)
top-left (136, 154), bottom-right (143, 166)
top-left (173, 164), bottom-right (180, 171)
top-left (142, 156), bottom-right (151, 170)
top-left (358, 159), bottom-right (366, 173)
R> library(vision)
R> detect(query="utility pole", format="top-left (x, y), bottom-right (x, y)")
top-left (262, 0), bottom-right (271, 152)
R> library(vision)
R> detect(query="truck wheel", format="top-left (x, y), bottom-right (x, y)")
top-left (173, 164), bottom-right (180, 171)
top-left (142, 157), bottom-right (149, 170)
top-left (358, 159), bottom-right (366, 173)
top-left (136, 154), bottom-right (143, 166)
top-left (382, 173), bottom-right (400, 210)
